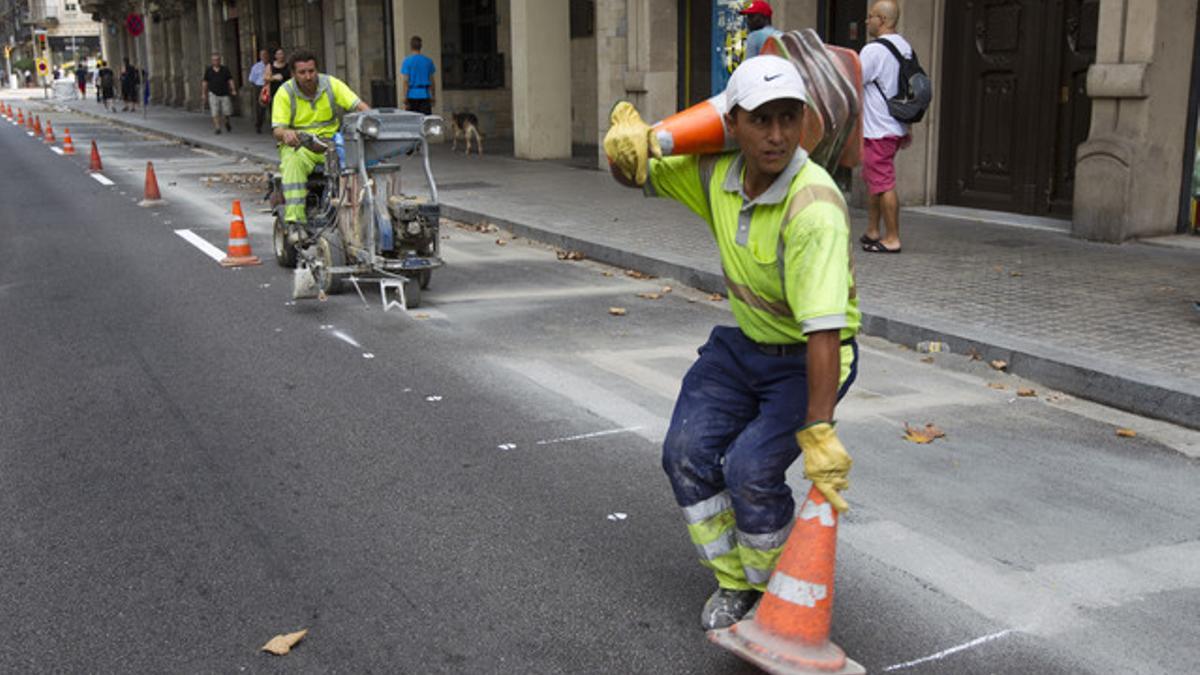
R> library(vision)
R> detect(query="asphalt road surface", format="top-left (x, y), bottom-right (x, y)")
top-left (2, 102), bottom-right (1198, 674)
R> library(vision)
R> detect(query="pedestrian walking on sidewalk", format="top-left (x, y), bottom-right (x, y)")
top-left (75, 64), bottom-right (88, 99)
top-left (400, 36), bottom-right (435, 115)
top-left (859, 0), bottom-right (912, 254)
top-left (603, 55), bottom-right (859, 631)
top-left (96, 61), bottom-right (116, 111)
top-left (120, 58), bottom-right (141, 112)
top-left (248, 48), bottom-right (270, 133)
top-left (740, 1), bottom-right (782, 59)
top-left (266, 48), bottom-right (290, 101)
top-left (201, 52), bottom-right (237, 135)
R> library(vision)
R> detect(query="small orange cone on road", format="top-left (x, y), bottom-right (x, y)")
top-left (88, 140), bottom-right (103, 172)
top-left (19, 109), bottom-right (27, 127)
top-left (62, 128), bottom-right (76, 155)
top-left (707, 485), bottom-right (865, 674)
top-left (220, 200), bottom-right (262, 267)
top-left (139, 161), bottom-right (163, 205)
top-left (43, 121), bottom-right (55, 143)
top-left (33, 116), bottom-right (42, 137)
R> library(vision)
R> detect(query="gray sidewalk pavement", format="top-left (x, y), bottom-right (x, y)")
top-left (37, 97), bottom-right (1200, 429)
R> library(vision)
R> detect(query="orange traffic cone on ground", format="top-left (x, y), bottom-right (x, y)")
top-left (88, 140), bottom-right (103, 172)
top-left (33, 116), bottom-right (42, 137)
top-left (707, 485), bottom-right (865, 674)
top-left (43, 121), bottom-right (55, 143)
top-left (62, 128), bottom-right (76, 154)
top-left (139, 161), bottom-right (163, 205)
top-left (220, 200), bottom-right (262, 267)
top-left (17, 109), bottom-right (25, 126)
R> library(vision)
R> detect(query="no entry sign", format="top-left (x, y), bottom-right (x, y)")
top-left (125, 13), bottom-right (144, 37)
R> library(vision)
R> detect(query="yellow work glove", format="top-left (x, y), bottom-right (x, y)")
top-left (796, 422), bottom-right (852, 513)
top-left (603, 101), bottom-right (662, 186)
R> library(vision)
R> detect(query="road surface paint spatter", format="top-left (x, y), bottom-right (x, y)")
top-left (535, 426), bottom-right (644, 446)
top-left (425, 395), bottom-right (443, 402)
top-left (606, 512), bottom-right (628, 521)
top-left (497, 443), bottom-right (517, 450)
top-left (882, 630), bottom-right (1015, 672)
top-left (331, 330), bottom-right (361, 348)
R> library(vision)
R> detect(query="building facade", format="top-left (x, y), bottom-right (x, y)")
top-left (81, 0), bottom-right (1199, 240)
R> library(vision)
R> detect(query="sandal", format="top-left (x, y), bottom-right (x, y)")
top-left (859, 233), bottom-right (880, 245)
top-left (862, 240), bottom-right (901, 254)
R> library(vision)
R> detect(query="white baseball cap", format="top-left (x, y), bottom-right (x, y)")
top-left (725, 55), bottom-right (807, 112)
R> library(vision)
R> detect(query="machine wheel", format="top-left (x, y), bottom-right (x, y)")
top-left (418, 269), bottom-right (432, 290)
top-left (272, 216), bottom-right (297, 268)
top-left (314, 232), bottom-right (345, 295)
top-left (402, 273), bottom-right (422, 308)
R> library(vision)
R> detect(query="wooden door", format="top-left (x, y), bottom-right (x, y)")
top-left (939, 0), bottom-right (1096, 216)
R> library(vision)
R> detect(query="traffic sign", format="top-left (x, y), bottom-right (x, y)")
top-left (35, 58), bottom-right (48, 76)
top-left (125, 13), bottom-right (144, 37)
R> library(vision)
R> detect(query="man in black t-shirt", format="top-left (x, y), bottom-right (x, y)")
top-left (97, 61), bottom-right (116, 111)
top-left (200, 52), bottom-right (237, 134)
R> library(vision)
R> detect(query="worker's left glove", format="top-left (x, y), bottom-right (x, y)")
top-left (796, 422), bottom-right (852, 513)
top-left (603, 101), bottom-right (662, 186)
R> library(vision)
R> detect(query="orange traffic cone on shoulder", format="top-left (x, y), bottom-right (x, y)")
top-left (33, 116), bottom-right (42, 137)
top-left (62, 128), bottom-right (76, 154)
top-left (17, 109), bottom-right (25, 126)
top-left (139, 161), bottom-right (163, 205)
top-left (43, 121), bottom-right (55, 143)
top-left (88, 140), bottom-right (103, 171)
top-left (220, 200), bottom-right (262, 267)
top-left (708, 485), bottom-right (865, 674)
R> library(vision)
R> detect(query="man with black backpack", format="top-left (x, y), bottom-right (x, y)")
top-left (858, 0), bottom-right (925, 254)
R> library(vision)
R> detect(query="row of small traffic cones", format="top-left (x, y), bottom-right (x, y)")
top-left (0, 101), bottom-right (260, 269)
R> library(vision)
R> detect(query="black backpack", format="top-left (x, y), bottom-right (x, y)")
top-left (871, 38), bottom-right (932, 124)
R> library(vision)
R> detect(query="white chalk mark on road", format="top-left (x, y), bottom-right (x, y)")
top-left (174, 228), bottom-right (227, 262)
top-left (90, 173), bottom-right (115, 186)
top-left (882, 630), bottom-right (1015, 672)
top-left (536, 426), bottom-right (644, 446)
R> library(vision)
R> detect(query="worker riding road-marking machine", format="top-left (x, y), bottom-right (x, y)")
top-left (268, 110), bottom-right (445, 308)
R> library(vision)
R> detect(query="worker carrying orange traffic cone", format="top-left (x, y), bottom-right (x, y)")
top-left (88, 140), bottom-right (103, 172)
top-left (62, 128), bottom-right (76, 155)
top-left (220, 200), bottom-right (262, 267)
top-left (708, 485), bottom-right (865, 674)
top-left (139, 161), bottom-right (163, 206)
top-left (43, 121), bottom-right (55, 144)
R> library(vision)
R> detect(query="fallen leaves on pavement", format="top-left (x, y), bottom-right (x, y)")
top-left (989, 359), bottom-right (1008, 371)
top-left (625, 269), bottom-right (655, 280)
top-left (966, 348), bottom-right (982, 361)
top-left (920, 356), bottom-right (934, 364)
top-left (661, 286), bottom-right (673, 294)
top-left (637, 292), bottom-right (662, 300)
top-left (903, 423), bottom-right (946, 445)
top-left (987, 382), bottom-right (1007, 390)
top-left (461, 221), bottom-right (498, 233)
top-left (608, 307), bottom-right (627, 316)
top-left (495, 238), bottom-right (507, 246)
top-left (262, 629), bottom-right (308, 655)
top-left (708, 293), bottom-right (724, 301)
top-left (557, 249), bottom-right (585, 261)
top-left (1017, 388), bottom-right (1037, 397)
top-left (1115, 428), bottom-right (1138, 438)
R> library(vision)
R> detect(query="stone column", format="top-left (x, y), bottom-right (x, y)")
top-left (180, 4), bottom-right (199, 109)
top-left (509, 0), bottom-right (571, 159)
top-left (170, 16), bottom-right (184, 105)
top-left (1073, 0), bottom-right (1199, 240)
top-left (343, 0), bottom-right (361, 94)
top-left (392, 0), bottom-right (442, 113)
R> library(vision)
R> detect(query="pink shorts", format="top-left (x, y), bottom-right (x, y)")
top-left (863, 135), bottom-right (908, 195)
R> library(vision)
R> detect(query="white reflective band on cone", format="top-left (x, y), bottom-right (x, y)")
top-left (766, 571), bottom-right (828, 608)
top-left (799, 499), bottom-right (836, 527)
top-left (228, 238), bottom-right (249, 247)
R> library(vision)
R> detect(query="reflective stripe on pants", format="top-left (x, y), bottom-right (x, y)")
top-left (278, 144), bottom-right (324, 223)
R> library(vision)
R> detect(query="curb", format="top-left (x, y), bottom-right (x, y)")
top-left (56, 103), bottom-right (1200, 431)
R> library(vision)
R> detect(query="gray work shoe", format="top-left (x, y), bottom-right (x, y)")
top-left (700, 588), bottom-right (761, 630)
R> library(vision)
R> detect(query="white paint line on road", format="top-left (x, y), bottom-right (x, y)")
top-left (536, 426), bottom-right (645, 446)
top-left (49, 146), bottom-right (63, 155)
top-left (882, 630), bottom-right (1015, 672)
top-left (90, 173), bottom-right (115, 186)
top-left (331, 330), bottom-right (362, 348)
top-left (173, 229), bottom-right (227, 263)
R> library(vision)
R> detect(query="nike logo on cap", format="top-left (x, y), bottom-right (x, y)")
top-left (764, 73), bottom-right (783, 81)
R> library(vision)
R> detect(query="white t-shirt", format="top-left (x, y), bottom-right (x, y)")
top-left (860, 34), bottom-right (912, 139)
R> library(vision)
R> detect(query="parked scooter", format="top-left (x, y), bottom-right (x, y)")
top-left (266, 110), bottom-right (446, 307)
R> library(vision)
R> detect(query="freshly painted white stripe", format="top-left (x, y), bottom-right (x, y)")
top-left (173, 229), bottom-right (227, 262)
top-left (90, 173), bottom-right (115, 186)
top-left (50, 146), bottom-right (63, 155)
top-left (766, 571), bottom-right (827, 608)
top-left (882, 630), bottom-right (1015, 672)
top-left (536, 426), bottom-right (645, 446)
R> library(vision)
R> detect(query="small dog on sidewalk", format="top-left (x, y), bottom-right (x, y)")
top-left (451, 112), bottom-right (484, 156)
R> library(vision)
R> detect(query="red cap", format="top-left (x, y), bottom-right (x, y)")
top-left (738, 1), bottom-right (773, 18)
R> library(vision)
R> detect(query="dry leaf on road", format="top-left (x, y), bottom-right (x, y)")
top-left (1115, 428), bottom-right (1138, 438)
top-left (987, 382), bottom-right (1007, 390)
top-left (556, 250), bottom-right (585, 261)
top-left (920, 356), bottom-right (934, 364)
top-left (495, 238), bottom-right (507, 246)
top-left (966, 348), bottom-right (982, 361)
top-left (1017, 388), bottom-right (1037, 397)
top-left (608, 307), bottom-right (627, 316)
top-left (1010, 271), bottom-right (1023, 277)
top-left (637, 292), bottom-right (661, 300)
top-left (708, 293), bottom-right (723, 301)
top-left (661, 286), bottom-right (673, 294)
top-left (262, 629), bottom-right (308, 655)
top-left (602, 271), bottom-right (614, 277)
top-left (625, 269), bottom-right (655, 280)
top-left (989, 359), bottom-right (1008, 371)
top-left (903, 423), bottom-right (946, 444)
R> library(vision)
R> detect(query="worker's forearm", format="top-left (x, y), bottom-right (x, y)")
top-left (804, 330), bottom-right (841, 425)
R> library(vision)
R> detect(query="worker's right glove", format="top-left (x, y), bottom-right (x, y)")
top-left (796, 421), bottom-right (852, 513)
top-left (603, 101), bottom-right (662, 186)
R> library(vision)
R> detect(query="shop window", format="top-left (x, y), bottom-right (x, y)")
top-left (65, 3), bottom-right (78, 11)
top-left (440, 0), bottom-right (504, 90)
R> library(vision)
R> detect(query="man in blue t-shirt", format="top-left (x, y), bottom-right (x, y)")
top-left (400, 35), bottom-right (436, 115)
